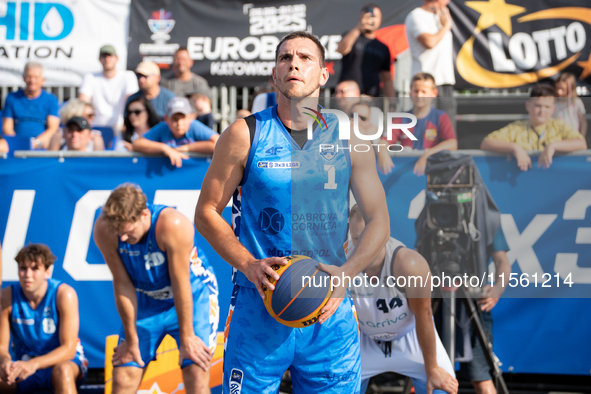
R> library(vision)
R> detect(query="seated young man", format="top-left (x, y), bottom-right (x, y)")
top-left (132, 97), bottom-right (219, 168)
top-left (0, 244), bottom-right (87, 393)
top-left (49, 116), bottom-right (105, 152)
top-left (347, 205), bottom-right (458, 394)
top-left (480, 83), bottom-right (586, 171)
top-left (377, 72), bottom-right (457, 176)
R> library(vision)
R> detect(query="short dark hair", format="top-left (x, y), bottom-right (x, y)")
top-left (275, 31), bottom-right (325, 67)
top-left (15, 244), bottom-right (56, 270)
top-left (530, 84), bottom-right (555, 98)
top-left (361, 3), bottom-right (380, 13)
top-left (175, 46), bottom-right (189, 55)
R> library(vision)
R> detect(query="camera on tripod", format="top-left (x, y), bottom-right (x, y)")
top-left (423, 164), bottom-right (480, 281)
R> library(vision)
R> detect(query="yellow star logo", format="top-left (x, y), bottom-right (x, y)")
top-left (465, 0), bottom-right (526, 36)
top-left (577, 52), bottom-right (591, 80)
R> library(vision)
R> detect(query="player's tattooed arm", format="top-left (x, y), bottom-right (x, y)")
top-left (93, 217), bottom-right (144, 367)
top-left (0, 287), bottom-right (13, 383)
top-left (401, 249), bottom-right (459, 394)
top-left (195, 119), bottom-right (287, 299)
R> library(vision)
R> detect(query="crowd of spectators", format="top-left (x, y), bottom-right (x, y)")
top-left (0, 2), bottom-right (587, 173)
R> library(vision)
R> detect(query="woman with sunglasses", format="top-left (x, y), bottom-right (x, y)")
top-left (113, 96), bottom-right (160, 151)
top-left (48, 98), bottom-right (105, 151)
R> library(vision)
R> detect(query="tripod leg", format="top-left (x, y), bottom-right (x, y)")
top-left (402, 377), bottom-right (412, 394)
top-left (460, 288), bottom-right (510, 394)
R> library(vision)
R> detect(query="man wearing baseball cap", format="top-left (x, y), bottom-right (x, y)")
top-left (132, 97), bottom-right (218, 167)
top-left (55, 116), bottom-right (104, 152)
top-left (79, 45), bottom-right (138, 131)
top-left (125, 60), bottom-right (176, 120)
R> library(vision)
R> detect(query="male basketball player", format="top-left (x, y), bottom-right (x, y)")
top-left (94, 184), bottom-right (218, 394)
top-left (0, 244), bottom-right (88, 393)
top-left (195, 31), bottom-right (390, 393)
top-left (347, 205), bottom-right (458, 394)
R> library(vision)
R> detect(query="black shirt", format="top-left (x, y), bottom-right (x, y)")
top-left (339, 33), bottom-right (391, 97)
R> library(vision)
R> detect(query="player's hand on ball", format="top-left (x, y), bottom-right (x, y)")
top-left (7, 360), bottom-right (38, 383)
top-left (243, 257), bottom-right (288, 299)
top-left (317, 263), bottom-right (346, 324)
top-left (426, 366), bottom-right (458, 394)
top-left (112, 340), bottom-right (145, 367)
top-left (179, 335), bottom-right (212, 372)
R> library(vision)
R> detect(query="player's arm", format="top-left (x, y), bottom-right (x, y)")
top-left (132, 137), bottom-right (189, 168)
top-left (175, 134), bottom-right (219, 154)
top-left (93, 216), bottom-right (144, 367)
top-left (156, 208), bottom-right (211, 371)
top-left (318, 135), bottom-right (389, 322)
top-left (398, 249), bottom-right (459, 394)
top-left (0, 288), bottom-right (13, 383)
top-left (10, 285), bottom-right (79, 384)
top-left (194, 120), bottom-right (286, 298)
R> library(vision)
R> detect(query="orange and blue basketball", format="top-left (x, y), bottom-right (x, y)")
top-left (263, 255), bottom-right (333, 328)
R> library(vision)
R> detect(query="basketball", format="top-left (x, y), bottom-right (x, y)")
top-left (263, 255), bottom-right (333, 328)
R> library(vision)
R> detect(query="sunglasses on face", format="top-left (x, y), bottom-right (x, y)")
top-left (136, 73), bottom-right (149, 79)
top-left (128, 109), bottom-right (145, 116)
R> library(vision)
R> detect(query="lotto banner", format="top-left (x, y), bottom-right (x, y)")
top-left (0, 0), bottom-right (131, 86)
top-left (127, 0), bottom-right (419, 87)
top-left (0, 154), bottom-right (590, 374)
top-left (451, 0), bottom-right (591, 89)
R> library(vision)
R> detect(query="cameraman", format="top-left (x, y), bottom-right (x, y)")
top-left (460, 228), bottom-right (511, 394)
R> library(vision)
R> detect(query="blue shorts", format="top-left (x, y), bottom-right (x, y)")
top-left (16, 352), bottom-right (88, 394)
top-left (223, 284), bottom-right (361, 394)
top-left (117, 268), bottom-right (219, 369)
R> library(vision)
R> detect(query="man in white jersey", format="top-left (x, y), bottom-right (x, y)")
top-left (347, 205), bottom-right (458, 394)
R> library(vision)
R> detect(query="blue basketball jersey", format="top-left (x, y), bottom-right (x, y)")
top-left (232, 106), bottom-right (351, 288)
top-left (10, 279), bottom-right (62, 360)
top-left (118, 203), bottom-right (211, 303)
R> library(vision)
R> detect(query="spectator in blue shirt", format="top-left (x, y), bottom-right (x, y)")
top-left (133, 97), bottom-right (218, 167)
top-left (2, 62), bottom-right (60, 149)
top-left (125, 61), bottom-right (176, 120)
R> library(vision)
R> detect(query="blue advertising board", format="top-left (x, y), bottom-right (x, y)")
top-left (0, 153), bottom-right (590, 375)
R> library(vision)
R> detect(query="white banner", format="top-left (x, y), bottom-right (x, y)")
top-left (0, 0), bottom-right (131, 86)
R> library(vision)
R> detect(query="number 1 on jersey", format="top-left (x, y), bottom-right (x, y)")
top-left (324, 165), bottom-right (337, 189)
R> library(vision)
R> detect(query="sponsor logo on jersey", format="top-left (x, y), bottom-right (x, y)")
top-left (230, 368), bottom-right (243, 394)
top-left (12, 318), bottom-right (34, 325)
top-left (119, 249), bottom-right (140, 256)
top-left (258, 207), bottom-right (285, 235)
top-left (319, 144), bottom-right (336, 161)
top-left (136, 286), bottom-right (174, 300)
top-left (425, 128), bottom-right (437, 141)
top-left (265, 145), bottom-right (283, 155)
top-left (257, 161), bottom-right (300, 169)
top-left (43, 306), bottom-right (51, 317)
